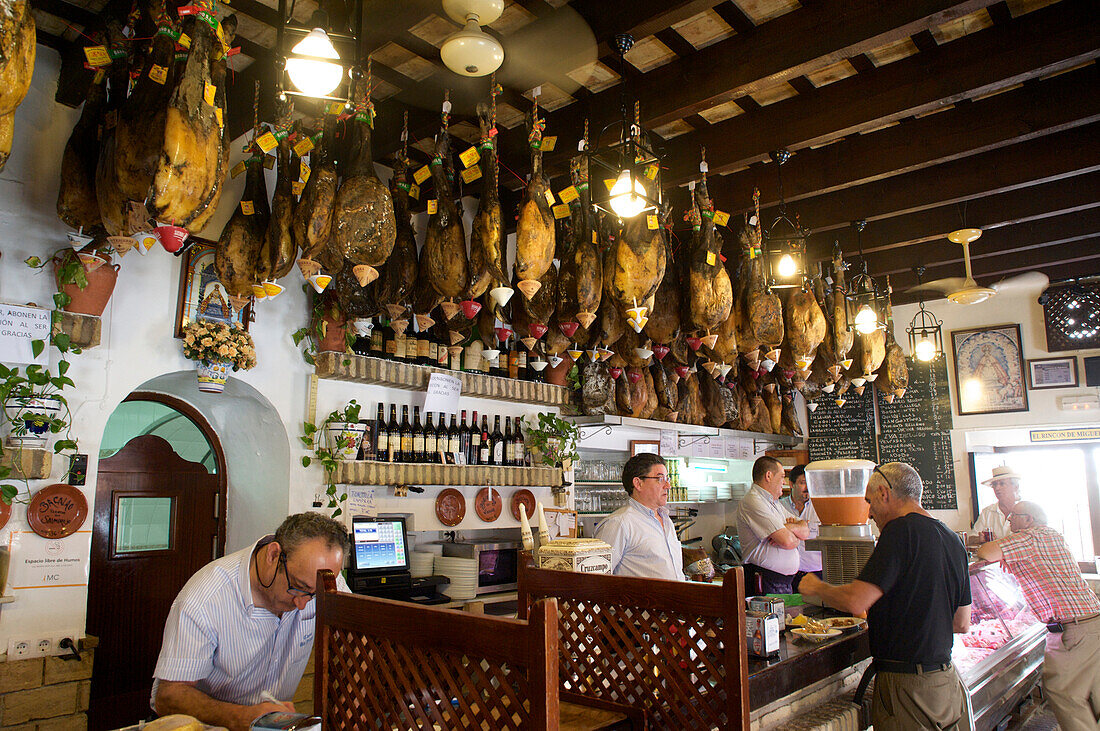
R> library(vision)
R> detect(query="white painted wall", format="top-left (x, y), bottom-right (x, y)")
top-left (893, 284), bottom-right (1100, 532)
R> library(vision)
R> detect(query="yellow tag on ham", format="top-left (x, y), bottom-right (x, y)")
top-left (544, 189), bottom-right (555, 206)
top-left (203, 83), bottom-right (216, 107)
top-left (713, 210), bottom-right (730, 227)
top-left (603, 178), bottom-right (616, 191)
top-left (255, 132), bottom-right (278, 153)
top-left (459, 146), bottom-right (480, 168)
top-left (558, 185), bottom-right (579, 204)
top-left (178, 33), bottom-right (190, 49)
top-left (552, 203), bottom-right (571, 219)
top-left (300, 164), bottom-right (311, 183)
top-left (263, 155), bottom-right (275, 169)
top-left (460, 166), bottom-right (482, 184)
top-left (149, 64), bottom-right (168, 84)
top-left (231, 161), bottom-right (247, 178)
top-left (706, 251), bottom-right (717, 266)
top-left (83, 46), bottom-right (111, 67)
top-left (592, 230), bottom-right (598, 244)
top-left (647, 214), bottom-right (659, 230)
top-left (214, 107), bottom-right (223, 127)
top-left (644, 164), bottom-right (659, 180)
top-left (240, 201), bottom-right (255, 215)
top-left (427, 199), bottom-right (438, 214)
top-left (292, 181), bottom-right (305, 196)
top-left (414, 166), bottom-right (431, 185)
top-left (408, 184), bottom-right (420, 200)
top-left (540, 136), bottom-right (557, 152)
top-left (294, 138), bottom-right (314, 157)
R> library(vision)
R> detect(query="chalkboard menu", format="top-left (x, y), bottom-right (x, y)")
top-left (808, 385), bottom-right (877, 462)
top-left (877, 358), bottom-right (957, 510)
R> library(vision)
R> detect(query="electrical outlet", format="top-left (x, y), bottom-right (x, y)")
top-left (34, 638), bottom-right (53, 657)
top-left (7, 638), bottom-right (30, 659)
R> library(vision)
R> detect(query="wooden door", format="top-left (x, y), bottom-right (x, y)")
top-left (87, 434), bottom-right (224, 730)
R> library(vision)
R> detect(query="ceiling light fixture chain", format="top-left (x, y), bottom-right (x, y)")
top-left (762, 149), bottom-right (807, 290)
top-left (907, 264), bottom-right (944, 362)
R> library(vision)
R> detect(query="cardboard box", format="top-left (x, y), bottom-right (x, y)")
top-left (746, 611), bottom-right (781, 658)
top-left (538, 538), bottom-right (613, 574)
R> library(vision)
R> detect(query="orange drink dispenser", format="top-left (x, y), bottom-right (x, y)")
top-left (804, 459), bottom-right (877, 584)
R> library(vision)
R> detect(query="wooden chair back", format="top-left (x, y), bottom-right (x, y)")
top-left (518, 562), bottom-right (750, 730)
top-left (314, 570), bottom-right (559, 730)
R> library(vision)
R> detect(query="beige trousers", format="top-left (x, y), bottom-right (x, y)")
top-left (872, 666), bottom-right (972, 730)
top-left (1043, 616), bottom-right (1100, 730)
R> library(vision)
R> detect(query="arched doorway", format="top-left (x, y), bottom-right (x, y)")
top-left (86, 393), bottom-right (227, 731)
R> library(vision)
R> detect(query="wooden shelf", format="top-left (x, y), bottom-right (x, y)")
top-left (0, 447), bottom-right (51, 479)
top-left (56, 312), bottom-right (101, 349)
top-left (315, 352), bottom-right (569, 407)
top-left (333, 461), bottom-right (561, 487)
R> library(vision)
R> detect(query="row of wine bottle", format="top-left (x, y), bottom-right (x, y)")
top-left (368, 404), bottom-right (529, 467)
top-left (351, 323), bottom-right (548, 382)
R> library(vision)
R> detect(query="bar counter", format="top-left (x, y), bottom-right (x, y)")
top-left (748, 627), bottom-right (870, 709)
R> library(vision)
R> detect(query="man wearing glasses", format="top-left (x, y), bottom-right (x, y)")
top-left (977, 501), bottom-right (1100, 729)
top-left (799, 462), bottom-right (972, 730)
top-left (595, 453), bottom-right (685, 581)
top-left (152, 512), bottom-right (349, 731)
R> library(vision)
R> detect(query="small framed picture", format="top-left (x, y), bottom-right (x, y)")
top-left (630, 440), bottom-right (661, 457)
top-left (443, 451), bottom-right (457, 465)
top-left (174, 239), bottom-right (252, 337)
top-left (1027, 357), bottom-right (1079, 389)
top-left (454, 452), bottom-right (466, 466)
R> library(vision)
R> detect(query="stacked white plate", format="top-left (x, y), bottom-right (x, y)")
top-left (410, 551), bottom-right (436, 578)
top-left (434, 556), bottom-right (478, 600)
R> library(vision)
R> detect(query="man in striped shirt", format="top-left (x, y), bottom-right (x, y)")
top-left (152, 513), bottom-right (349, 731)
top-left (977, 501), bottom-right (1100, 730)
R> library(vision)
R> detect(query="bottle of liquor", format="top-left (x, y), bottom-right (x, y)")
top-left (423, 411), bottom-right (437, 463)
top-left (490, 415), bottom-right (504, 466)
top-left (457, 410), bottom-right (470, 460)
top-left (414, 329), bottom-right (427, 366)
top-left (503, 416), bottom-right (514, 466)
top-left (513, 419), bottom-right (526, 466)
top-left (516, 345), bottom-right (528, 381)
top-left (449, 343), bottom-right (463, 371)
top-left (373, 403), bottom-right (387, 462)
top-left (384, 328), bottom-right (397, 362)
top-left (412, 406), bottom-right (425, 462)
top-left (399, 405), bottom-right (412, 463)
top-left (466, 338), bottom-right (483, 374)
top-left (507, 345), bottom-right (520, 380)
top-left (395, 329), bottom-right (409, 363)
top-left (447, 413), bottom-right (460, 457)
top-left (478, 414), bottom-right (491, 465)
top-left (369, 321), bottom-right (385, 358)
top-left (468, 410), bottom-right (482, 465)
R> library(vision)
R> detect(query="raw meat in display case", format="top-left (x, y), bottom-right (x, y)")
top-left (952, 563), bottom-right (1041, 680)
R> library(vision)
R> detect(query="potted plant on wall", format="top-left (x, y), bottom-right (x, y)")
top-left (181, 320), bottom-right (257, 393)
top-left (292, 288), bottom-right (354, 366)
top-left (523, 412), bottom-right (580, 468)
top-left (25, 237), bottom-right (120, 317)
top-left (300, 400), bottom-right (365, 518)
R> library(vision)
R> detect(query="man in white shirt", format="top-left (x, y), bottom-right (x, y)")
top-left (153, 512), bottom-right (350, 731)
top-left (738, 456), bottom-right (809, 594)
top-left (595, 453), bottom-right (685, 582)
top-left (970, 465), bottom-right (1021, 543)
top-left (780, 464), bottom-right (822, 586)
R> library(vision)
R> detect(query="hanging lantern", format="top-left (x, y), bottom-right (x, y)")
top-left (907, 265), bottom-right (944, 361)
top-left (762, 149), bottom-right (808, 290)
top-left (275, 3), bottom-right (360, 103)
top-left (843, 220), bottom-right (885, 334)
top-left (586, 34), bottom-right (664, 221)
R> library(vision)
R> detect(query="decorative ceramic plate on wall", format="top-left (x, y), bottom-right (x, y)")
top-left (475, 487), bottom-right (502, 522)
top-left (27, 484), bottom-right (87, 539)
top-left (511, 489), bottom-right (536, 522)
top-left (435, 488), bottom-right (466, 527)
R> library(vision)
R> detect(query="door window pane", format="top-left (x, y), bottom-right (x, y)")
top-left (115, 497), bottom-right (173, 553)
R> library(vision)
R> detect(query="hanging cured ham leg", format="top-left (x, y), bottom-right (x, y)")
top-left (294, 115), bottom-right (338, 272)
top-left (0, 0), bottom-right (34, 173)
top-left (686, 162), bottom-right (733, 336)
top-left (514, 106), bottom-right (555, 299)
top-left (57, 78), bottom-right (106, 229)
top-left (260, 103), bottom-right (298, 282)
top-left (422, 105), bottom-right (469, 300)
top-left (466, 99), bottom-right (506, 300)
top-left (375, 157), bottom-right (418, 318)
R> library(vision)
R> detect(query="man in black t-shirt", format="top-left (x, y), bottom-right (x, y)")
top-left (799, 462), bottom-right (973, 730)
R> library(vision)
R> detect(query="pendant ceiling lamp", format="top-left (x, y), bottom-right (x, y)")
top-left (762, 149), bottom-right (809, 291)
top-left (440, 0), bottom-right (505, 77)
top-left (844, 219), bottom-right (886, 335)
top-left (276, 1), bottom-right (359, 102)
top-left (586, 34), bottom-right (663, 220)
top-left (907, 265), bottom-right (944, 362)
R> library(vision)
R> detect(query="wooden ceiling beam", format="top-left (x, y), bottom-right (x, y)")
top-left (712, 2), bottom-right (755, 35)
top-left (707, 123), bottom-right (1100, 242)
top-left (712, 62), bottom-right (1100, 213)
top-left (659, 0), bottom-right (1100, 185)
top-left (570, 0), bottom-right (728, 60)
top-left (34, 0), bottom-right (98, 30)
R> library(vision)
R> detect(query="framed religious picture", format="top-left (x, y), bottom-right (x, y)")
top-left (1027, 356), bottom-right (1079, 389)
top-left (950, 324), bottom-right (1028, 416)
top-left (174, 240), bottom-right (252, 337)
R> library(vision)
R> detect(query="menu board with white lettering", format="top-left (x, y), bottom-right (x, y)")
top-left (878, 431), bottom-right (956, 510)
top-left (807, 385), bottom-right (877, 462)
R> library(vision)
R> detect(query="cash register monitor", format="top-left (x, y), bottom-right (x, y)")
top-left (351, 516), bottom-right (409, 574)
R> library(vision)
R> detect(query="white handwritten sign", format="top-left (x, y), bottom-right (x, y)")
top-left (0, 304), bottom-right (51, 366)
top-left (345, 487), bottom-right (376, 522)
top-left (423, 372), bottom-right (462, 416)
top-left (659, 430), bottom-right (677, 456)
top-left (8, 530), bottom-right (91, 589)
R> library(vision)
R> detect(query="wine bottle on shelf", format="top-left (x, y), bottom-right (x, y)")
top-left (513, 419), bottom-right (526, 466)
top-left (373, 403), bottom-right (387, 462)
top-left (517, 346), bottom-right (528, 381)
top-left (384, 328), bottom-right (396, 361)
top-left (445, 413), bottom-right (458, 458)
top-left (504, 417), bottom-right (514, 466)
top-left (457, 410), bottom-right (470, 461)
top-left (490, 415), bottom-right (504, 466)
top-left (423, 411), bottom-right (437, 463)
top-left (508, 346), bottom-right (519, 380)
top-left (399, 405), bottom-right (412, 463)
top-left (417, 330), bottom-right (430, 366)
top-left (412, 406), bottom-right (425, 462)
top-left (469, 410), bottom-right (482, 465)
top-left (478, 414), bottom-right (491, 465)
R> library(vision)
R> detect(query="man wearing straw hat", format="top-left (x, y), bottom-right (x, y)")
top-left (978, 501), bottom-right (1100, 730)
top-left (970, 465), bottom-right (1021, 542)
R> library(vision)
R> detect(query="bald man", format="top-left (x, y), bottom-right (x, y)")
top-left (978, 502), bottom-right (1100, 730)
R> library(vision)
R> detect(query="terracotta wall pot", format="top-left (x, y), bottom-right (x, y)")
top-left (55, 260), bottom-right (119, 317)
top-left (318, 314), bottom-right (348, 353)
top-left (546, 354), bottom-right (574, 387)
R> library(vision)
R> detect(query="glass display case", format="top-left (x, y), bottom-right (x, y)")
top-left (953, 563), bottom-right (1046, 731)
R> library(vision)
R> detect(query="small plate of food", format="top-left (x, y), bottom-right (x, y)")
top-left (792, 627), bottom-right (843, 643)
top-left (823, 616), bottom-right (867, 632)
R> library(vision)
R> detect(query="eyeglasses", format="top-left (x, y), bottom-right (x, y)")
top-left (638, 474), bottom-right (670, 484)
top-left (279, 553), bottom-right (315, 598)
top-left (872, 466), bottom-right (895, 493)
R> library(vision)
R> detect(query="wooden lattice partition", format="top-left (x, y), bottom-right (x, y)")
top-left (315, 570), bottom-right (559, 730)
top-left (518, 563), bottom-right (750, 730)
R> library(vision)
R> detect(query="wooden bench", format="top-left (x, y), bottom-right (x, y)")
top-left (518, 563), bottom-right (751, 730)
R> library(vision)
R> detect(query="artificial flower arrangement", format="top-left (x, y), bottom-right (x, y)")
top-left (181, 320), bottom-right (257, 371)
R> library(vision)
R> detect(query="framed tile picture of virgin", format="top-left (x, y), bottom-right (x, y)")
top-left (950, 324), bottom-right (1028, 416)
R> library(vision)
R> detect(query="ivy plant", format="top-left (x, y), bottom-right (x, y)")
top-left (299, 400), bottom-right (362, 518)
top-left (522, 412), bottom-right (580, 467)
top-left (291, 287), bottom-right (355, 366)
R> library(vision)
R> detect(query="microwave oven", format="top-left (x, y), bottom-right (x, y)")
top-left (441, 540), bottom-right (521, 595)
